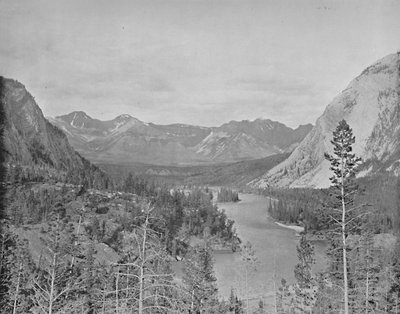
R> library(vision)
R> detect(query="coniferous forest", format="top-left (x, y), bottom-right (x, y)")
top-left (217, 188), bottom-right (240, 203)
top-left (1, 170), bottom-right (240, 313)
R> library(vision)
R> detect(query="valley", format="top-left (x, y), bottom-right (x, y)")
top-left (96, 152), bottom-right (290, 188)
top-left (1, 41), bottom-right (400, 314)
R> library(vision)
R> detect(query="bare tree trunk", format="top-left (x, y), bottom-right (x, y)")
top-left (0, 235), bottom-right (6, 274)
top-left (385, 292), bottom-right (388, 313)
top-left (341, 165), bottom-right (349, 314)
top-left (101, 283), bottom-right (106, 314)
top-left (273, 278), bottom-right (278, 314)
top-left (126, 265), bottom-right (129, 300)
top-left (71, 215), bottom-right (82, 267)
top-left (115, 266), bottom-right (119, 314)
top-left (191, 289), bottom-right (194, 313)
top-left (365, 270), bottom-right (369, 314)
top-left (48, 252), bottom-right (58, 314)
top-left (138, 263), bottom-right (144, 314)
top-left (273, 248), bottom-right (278, 314)
top-left (12, 262), bottom-right (22, 314)
top-left (138, 213), bottom-right (149, 314)
top-left (245, 265), bottom-right (249, 314)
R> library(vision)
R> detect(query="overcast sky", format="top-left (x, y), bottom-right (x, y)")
top-left (1, 0), bottom-right (400, 128)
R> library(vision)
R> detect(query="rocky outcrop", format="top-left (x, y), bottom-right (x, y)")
top-left (252, 52), bottom-right (400, 188)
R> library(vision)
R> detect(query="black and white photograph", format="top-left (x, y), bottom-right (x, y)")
top-left (1, 0), bottom-right (400, 313)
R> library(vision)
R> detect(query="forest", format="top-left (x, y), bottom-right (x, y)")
top-left (1, 169), bottom-right (243, 313)
top-left (1, 119), bottom-right (400, 314)
top-left (266, 171), bottom-right (400, 234)
top-left (217, 188), bottom-right (240, 203)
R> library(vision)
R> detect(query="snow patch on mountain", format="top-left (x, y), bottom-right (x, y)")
top-left (195, 131), bottom-right (230, 155)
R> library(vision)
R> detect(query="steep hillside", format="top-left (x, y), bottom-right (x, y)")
top-left (1, 77), bottom-right (108, 187)
top-left (50, 112), bottom-right (312, 165)
top-left (183, 153), bottom-right (291, 187)
top-left (252, 52), bottom-right (400, 188)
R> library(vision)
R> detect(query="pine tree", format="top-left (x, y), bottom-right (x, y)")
top-left (240, 241), bottom-right (258, 314)
top-left (228, 288), bottom-right (244, 314)
top-left (294, 235), bottom-right (315, 289)
top-left (293, 234), bottom-right (316, 313)
top-left (351, 231), bottom-right (380, 313)
top-left (0, 226), bottom-right (34, 313)
top-left (324, 119), bottom-right (362, 314)
top-left (183, 241), bottom-right (219, 313)
top-left (253, 299), bottom-right (266, 314)
top-left (81, 242), bottom-right (99, 314)
top-left (385, 237), bottom-right (400, 313)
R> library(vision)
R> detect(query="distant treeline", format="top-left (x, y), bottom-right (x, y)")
top-left (264, 172), bottom-right (400, 234)
top-left (6, 158), bottom-right (112, 191)
top-left (217, 187), bottom-right (239, 203)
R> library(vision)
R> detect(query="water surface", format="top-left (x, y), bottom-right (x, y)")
top-left (214, 193), bottom-right (327, 309)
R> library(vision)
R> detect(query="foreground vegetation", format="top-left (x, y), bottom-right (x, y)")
top-left (0, 168), bottom-right (242, 313)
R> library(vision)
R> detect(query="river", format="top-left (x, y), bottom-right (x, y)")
top-left (213, 192), bottom-right (327, 310)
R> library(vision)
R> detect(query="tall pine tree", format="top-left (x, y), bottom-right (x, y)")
top-left (324, 119), bottom-right (362, 314)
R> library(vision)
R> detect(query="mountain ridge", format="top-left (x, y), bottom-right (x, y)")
top-left (50, 111), bottom-right (312, 165)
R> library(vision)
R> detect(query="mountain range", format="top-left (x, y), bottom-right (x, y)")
top-left (48, 112), bottom-right (312, 165)
top-left (252, 52), bottom-right (400, 188)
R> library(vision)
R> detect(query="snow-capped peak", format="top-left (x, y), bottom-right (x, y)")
top-left (115, 114), bottom-right (133, 120)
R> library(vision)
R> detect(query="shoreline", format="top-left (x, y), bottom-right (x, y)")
top-left (274, 221), bottom-right (304, 233)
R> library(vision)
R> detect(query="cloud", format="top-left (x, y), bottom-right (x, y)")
top-left (227, 76), bottom-right (318, 97)
top-left (2, 0), bottom-right (400, 129)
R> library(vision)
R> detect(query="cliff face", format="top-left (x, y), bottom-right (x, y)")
top-left (1, 77), bottom-right (107, 184)
top-left (252, 52), bottom-right (400, 188)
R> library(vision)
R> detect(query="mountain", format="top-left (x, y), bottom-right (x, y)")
top-left (49, 114), bottom-right (210, 165)
top-left (195, 119), bottom-right (312, 162)
top-left (252, 52), bottom-right (400, 189)
top-left (50, 113), bottom-right (312, 165)
top-left (1, 77), bottom-right (108, 186)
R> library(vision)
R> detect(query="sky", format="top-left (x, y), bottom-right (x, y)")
top-left (1, 0), bottom-right (400, 128)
